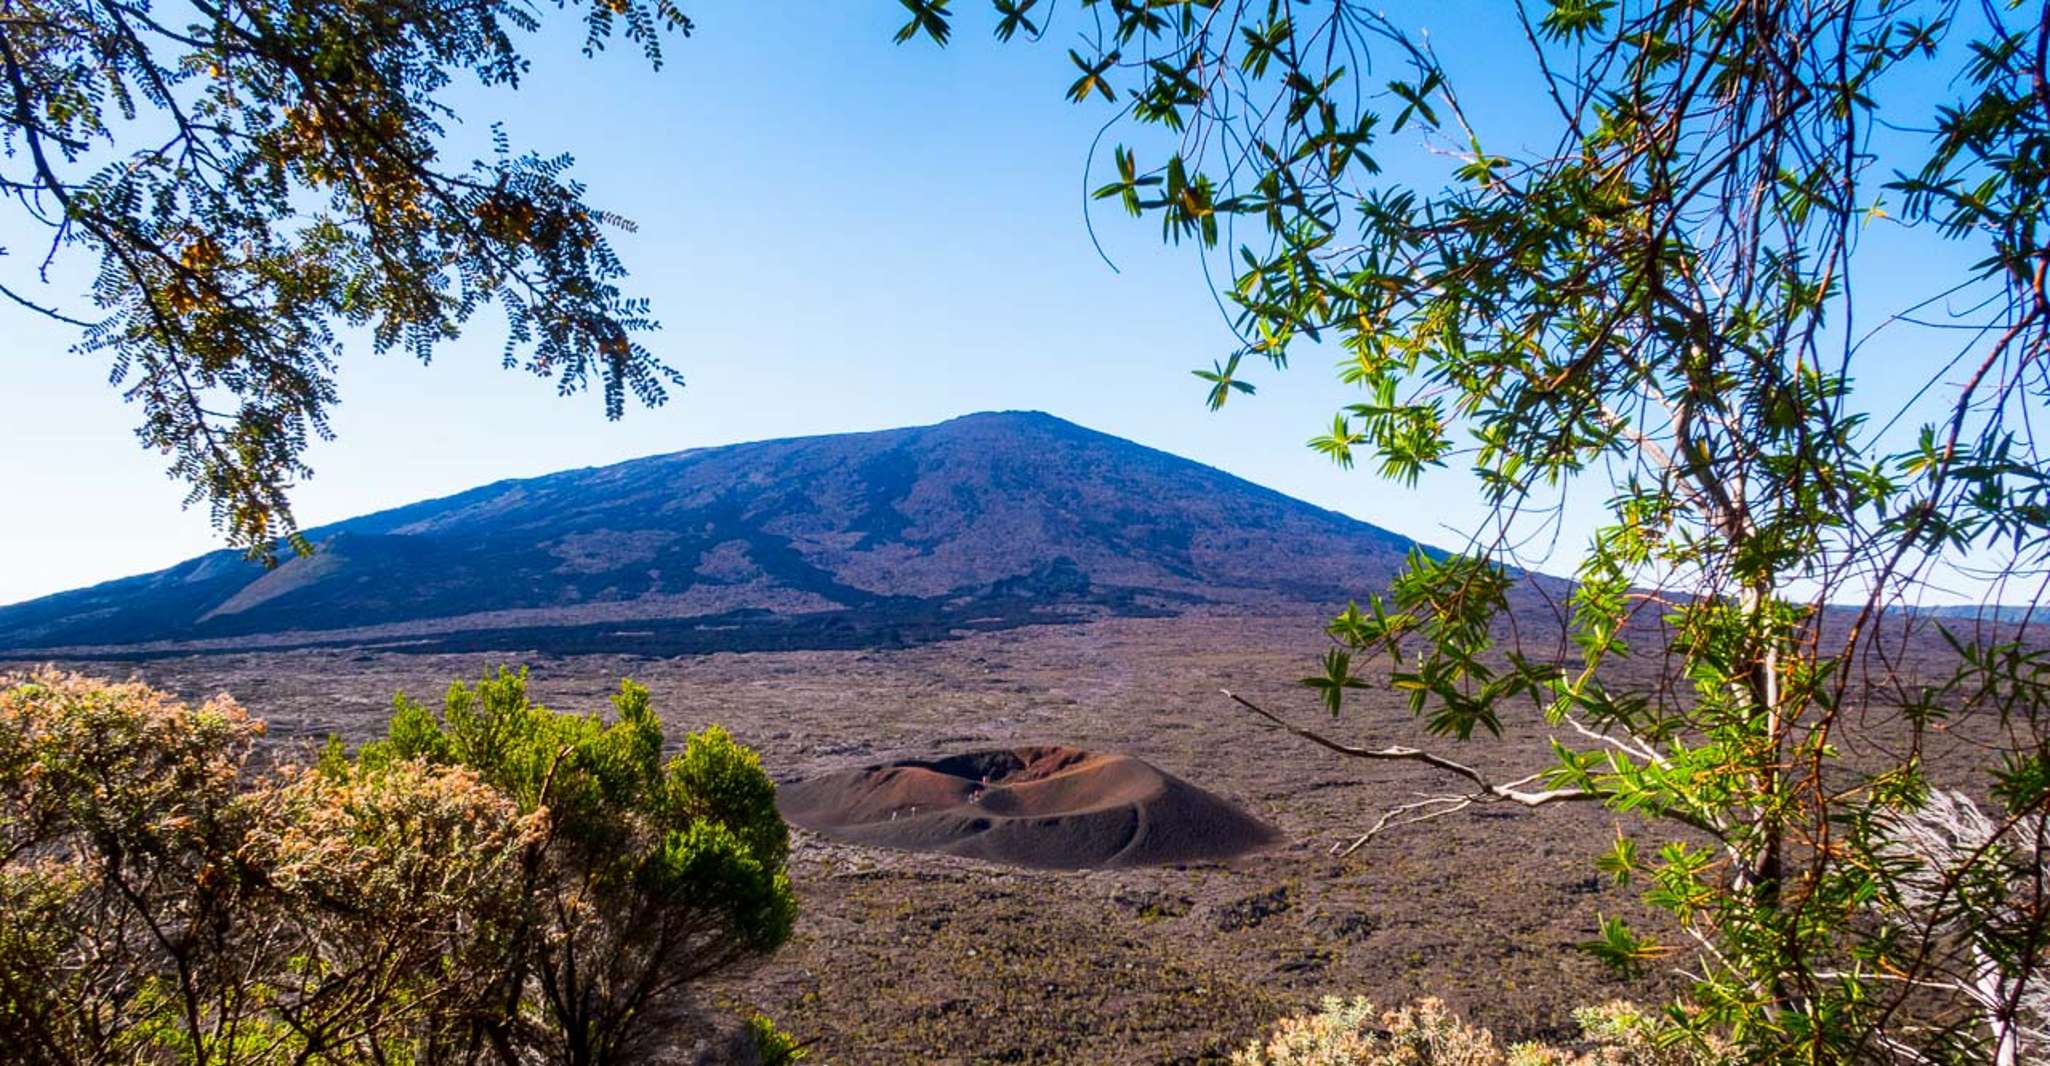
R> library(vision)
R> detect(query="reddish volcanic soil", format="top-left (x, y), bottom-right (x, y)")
top-left (779, 746), bottom-right (1278, 869)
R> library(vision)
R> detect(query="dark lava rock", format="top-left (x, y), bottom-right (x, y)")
top-left (1308, 908), bottom-right (1379, 942)
top-left (1111, 888), bottom-right (1196, 919)
top-left (1215, 885), bottom-right (1292, 932)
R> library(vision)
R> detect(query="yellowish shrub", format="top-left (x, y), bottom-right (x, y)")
top-left (1232, 996), bottom-right (1732, 1066)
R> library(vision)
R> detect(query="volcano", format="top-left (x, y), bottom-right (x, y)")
top-left (777, 746), bottom-right (1279, 869)
top-left (0, 411), bottom-right (1416, 656)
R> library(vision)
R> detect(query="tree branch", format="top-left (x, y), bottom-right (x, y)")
top-left (1222, 687), bottom-right (1599, 846)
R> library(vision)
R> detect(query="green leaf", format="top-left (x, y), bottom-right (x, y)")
top-left (1299, 648), bottom-right (1370, 716)
top-left (892, 0), bottom-right (952, 45)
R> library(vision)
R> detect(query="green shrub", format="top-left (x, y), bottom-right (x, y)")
top-left (747, 1012), bottom-right (809, 1065)
top-left (357, 666), bottom-right (796, 1064)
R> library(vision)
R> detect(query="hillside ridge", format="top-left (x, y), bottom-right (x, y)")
top-left (0, 411), bottom-right (1418, 657)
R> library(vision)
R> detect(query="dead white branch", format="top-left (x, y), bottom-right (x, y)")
top-left (1561, 711), bottom-right (1667, 768)
top-left (1879, 790), bottom-right (2050, 1066)
top-left (1222, 688), bottom-right (1598, 857)
top-left (1223, 688), bottom-right (1735, 848)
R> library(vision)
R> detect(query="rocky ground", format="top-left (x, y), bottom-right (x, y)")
top-left (10, 609), bottom-right (1773, 1063)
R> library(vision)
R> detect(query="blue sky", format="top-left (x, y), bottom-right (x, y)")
top-left (0, 2), bottom-right (2009, 607)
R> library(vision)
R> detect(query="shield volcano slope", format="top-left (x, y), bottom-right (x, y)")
top-left (0, 411), bottom-right (1419, 655)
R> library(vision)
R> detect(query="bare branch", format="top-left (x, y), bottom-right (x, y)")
top-left (1222, 688), bottom-right (1598, 844)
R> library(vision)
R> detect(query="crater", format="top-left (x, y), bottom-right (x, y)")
top-left (777, 745), bottom-right (1277, 869)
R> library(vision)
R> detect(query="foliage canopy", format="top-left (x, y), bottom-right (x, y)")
top-left (0, 0), bottom-right (689, 556)
top-left (903, 0), bottom-right (2050, 1062)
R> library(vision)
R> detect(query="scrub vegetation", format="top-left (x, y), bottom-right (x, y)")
top-left (0, 667), bottom-right (793, 1066)
top-left (6, 0), bottom-right (2050, 1062)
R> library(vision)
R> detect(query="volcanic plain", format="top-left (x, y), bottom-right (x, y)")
top-left (7, 412), bottom-right (2006, 1062)
top-left (12, 607), bottom-right (1680, 1064)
